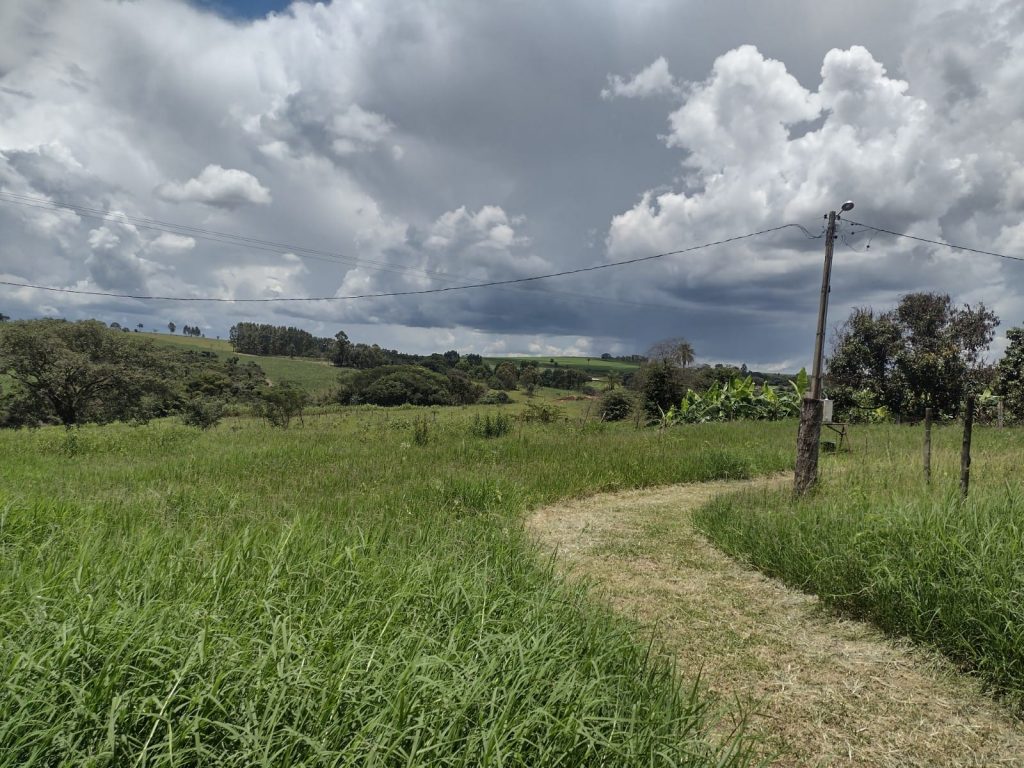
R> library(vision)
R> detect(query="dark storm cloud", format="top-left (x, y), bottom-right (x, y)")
top-left (0, 0), bottom-right (1022, 364)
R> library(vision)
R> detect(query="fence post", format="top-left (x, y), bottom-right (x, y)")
top-left (923, 407), bottom-right (932, 484)
top-left (998, 398), bottom-right (1004, 429)
top-left (960, 396), bottom-right (975, 499)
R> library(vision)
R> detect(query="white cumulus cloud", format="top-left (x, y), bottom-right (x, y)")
top-left (602, 56), bottom-right (679, 100)
top-left (156, 164), bottom-right (271, 208)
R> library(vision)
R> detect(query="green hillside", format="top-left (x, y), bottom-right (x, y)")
top-left (484, 355), bottom-right (640, 376)
top-left (141, 332), bottom-right (341, 394)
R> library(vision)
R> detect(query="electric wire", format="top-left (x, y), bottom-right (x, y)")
top-left (0, 191), bottom-right (703, 311)
top-left (846, 219), bottom-right (1024, 263)
top-left (0, 223), bottom-right (808, 303)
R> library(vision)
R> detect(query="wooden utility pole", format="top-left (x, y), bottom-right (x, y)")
top-left (923, 407), bottom-right (932, 484)
top-left (795, 208), bottom-right (840, 494)
top-left (810, 210), bottom-right (838, 402)
top-left (960, 396), bottom-right (975, 498)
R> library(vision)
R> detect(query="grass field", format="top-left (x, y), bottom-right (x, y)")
top-left (695, 423), bottom-right (1024, 710)
top-left (0, 412), bottom-right (795, 766)
top-left (484, 356), bottom-right (640, 375)
top-left (141, 332), bottom-right (342, 395)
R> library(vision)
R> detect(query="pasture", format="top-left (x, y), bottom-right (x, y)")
top-left (0, 411), bottom-right (793, 766)
top-left (141, 332), bottom-right (342, 396)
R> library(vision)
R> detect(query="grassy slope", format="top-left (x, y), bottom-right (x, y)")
top-left (141, 332), bottom-right (341, 395)
top-left (0, 414), bottom-right (794, 766)
top-left (695, 423), bottom-right (1024, 709)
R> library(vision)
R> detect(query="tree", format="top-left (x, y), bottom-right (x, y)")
top-left (519, 365), bottom-right (538, 397)
top-left (492, 361), bottom-right (518, 391)
top-left (637, 360), bottom-right (685, 420)
top-left (0, 319), bottom-right (173, 426)
top-left (137, 323), bottom-right (144, 330)
top-left (598, 389), bottom-right (635, 421)
top-left (647, 337), bottom-right (695, 368)
top-left (168, 321), bottom-right (176, 334)
top-left (996, 327), bottom-right (1024, 422)
top-left (329, 330), bottom-right (352, 366)
top-left (256, 382), bottom-right (308, 427)
top-left (336, 365), bottom-right (454, 407)
top-left (828, 293), bottom-right (998, 419)
top-left (0, 313), bottom-right (10, 322)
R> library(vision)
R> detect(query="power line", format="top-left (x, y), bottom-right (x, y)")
top-left (846, 219), bottom-right (1024, 263)
top-left (0, 191), bottom-right (699, 311)
top-left (0, 223), bottom-right (805, 303)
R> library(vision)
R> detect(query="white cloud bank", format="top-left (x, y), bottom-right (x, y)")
top-left (604, 21), bottom-right (1024, 358)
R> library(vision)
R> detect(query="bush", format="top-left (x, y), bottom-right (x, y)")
top-left (519, 401), bottom-right (563, 423)
top-left (257, 383), bottom-right (308, 428)
top-left (337, 365), bottom-right (453, 407)
top-left (598, 390), bottom-right (635, 422)
top-left (470, 412), bottom-right (513, 438)
top-left (411, 416), bottom-right (431, 445)
top-left (179, 397), bottom-right (225, 430)
top-left (480, 391), bottom-right (512, 405)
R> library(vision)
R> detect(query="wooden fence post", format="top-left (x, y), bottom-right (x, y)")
top-left (997, 398), bottom-right (1004, 429)
top-left (923, 407), bottom-right (932, 484)
top-left (960, 396), bottom-right (974, 499)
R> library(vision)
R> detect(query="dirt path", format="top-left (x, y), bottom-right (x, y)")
top-left (527, 477), bottom-right (1024, 767)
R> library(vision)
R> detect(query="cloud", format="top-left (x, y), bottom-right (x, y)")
top-left (148, 232), bottom-right (196, 253)
top-left (85, 223), bottom-right (153, 293)
top-left (156, 164), bottom-right (271, 208)
top-left (605, 36), bottom-right (1022, 361)
top-left (1, 0), bottom-right (1021, 362)
top-left (602, 56), bottom-right (679, 100)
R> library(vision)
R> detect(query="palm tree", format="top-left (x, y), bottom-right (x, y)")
top-left (647, 337), bottom-right (695, 368)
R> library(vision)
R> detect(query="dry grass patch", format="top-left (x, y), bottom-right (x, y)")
top-left (528, 479), bottom-right (1024, 767)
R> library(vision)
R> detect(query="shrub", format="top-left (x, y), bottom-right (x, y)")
top-left (257, 383), bottom-right (308, 428)
top-left (179, 397), bottom-right (225, 430)
top-left (337, 365), bottom-right (453, 407)
top-left (411, 416), bottom-right (431, 445)
top-left (480, 391), bottom-right (512, 405)
top-left (598, 390), bottom-right (635, 422)
top-left (470, 412), bottom-right (513, 438)
top-left (519, 401), bottom-right (563, 423)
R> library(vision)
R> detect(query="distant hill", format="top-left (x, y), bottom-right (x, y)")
top-left (483, 356), bottom-right (640, 377)
top-left (141, 332), bottom-right (341, 394)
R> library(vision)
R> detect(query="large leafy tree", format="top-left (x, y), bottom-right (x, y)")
top-left (828, 293), bottom-right (998, 419)
top-left (0, 319), bottom-right (175, 426)
top-left (995, 327), bottom-right (1024, 422)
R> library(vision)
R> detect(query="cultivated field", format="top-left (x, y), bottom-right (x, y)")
top-left (0, 412), bottom-right (793, 766)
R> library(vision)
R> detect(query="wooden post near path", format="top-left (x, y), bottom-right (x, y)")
top-left (960, 396), bottom-right (975, 499)
top-left (923, 407), bottom-right (932, 484)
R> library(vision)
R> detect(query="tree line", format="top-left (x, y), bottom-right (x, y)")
top-left (0, 319), bottom-right (308, 429)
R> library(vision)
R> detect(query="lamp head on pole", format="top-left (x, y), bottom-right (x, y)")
top-left (840, 200), bottom-right (855, 212)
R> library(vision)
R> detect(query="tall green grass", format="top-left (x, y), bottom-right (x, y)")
top-left (694, 424), bottom-right (1024, 709)
top-left (1, 413), bottom-right (793, 765)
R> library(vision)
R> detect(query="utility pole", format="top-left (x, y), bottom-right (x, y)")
top-left (795, 202), bottom-right (852, 494)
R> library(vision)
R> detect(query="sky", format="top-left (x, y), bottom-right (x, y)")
top-left (1, 0), bottom-right (1022, 368)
